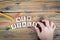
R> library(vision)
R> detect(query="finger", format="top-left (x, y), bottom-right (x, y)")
top-left (41, 20), bottom-right (46, 26)
top-left (37, 22), bottom-right (45, 29)
top-left (45, 20), bottom-right (50, 27)
top-left (51, 21), bottom-right (54, 28)
top-left (53, 23), bottom-right (56, 30)
top-left (49, 21), bottom-right (51, 26)
top-left (51, 22), bottom-right (56, 29)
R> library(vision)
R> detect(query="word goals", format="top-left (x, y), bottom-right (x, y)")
top-left (11, 16), bottom-right (37, 29)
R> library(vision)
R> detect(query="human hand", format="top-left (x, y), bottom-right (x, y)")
top-left (35, 19), bottom-right (56, 40)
